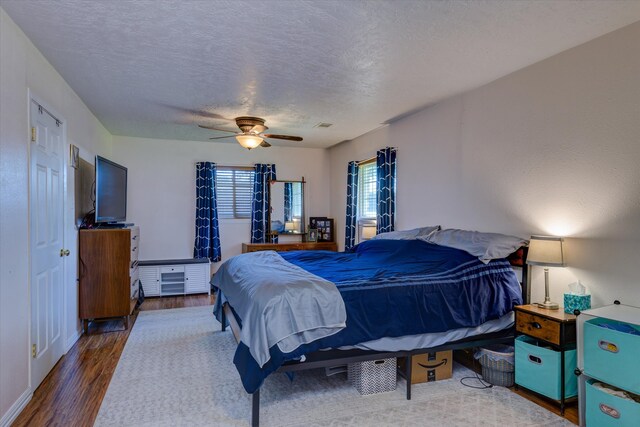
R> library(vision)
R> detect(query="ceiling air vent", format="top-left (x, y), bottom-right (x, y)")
top-left (314, 122), bottom-right (333, 128)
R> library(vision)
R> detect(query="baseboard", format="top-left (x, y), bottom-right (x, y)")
top-left (65, 327), bottom-right (82, 352)
top-left (0, 388), bottom-right (32, 427)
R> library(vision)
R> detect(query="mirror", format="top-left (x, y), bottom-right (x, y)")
top-left (269, 179), bottom-right (305, 235)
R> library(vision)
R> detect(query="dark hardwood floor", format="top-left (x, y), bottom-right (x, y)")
top-left (11, 294), bottom-right (215, 427)
top-left (13, 296), bottom-right (577, 426)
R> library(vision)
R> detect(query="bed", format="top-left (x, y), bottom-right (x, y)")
top-left (213, 235), bottom-right (528, 426)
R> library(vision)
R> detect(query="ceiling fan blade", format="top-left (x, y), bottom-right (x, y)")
top-left (260, 140), bottom-right (272, 148)
top-left (209, 135), bottom-right (236, 140)
top-left (250, 124), bottom-right (268, 134)
top-left (199, 124), bottom-right (237, 133)
top-left (160, 104), bottom-right (232, 121)
top-left (262, 134), bottom-right (303, 141)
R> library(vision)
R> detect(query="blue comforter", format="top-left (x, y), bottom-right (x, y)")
top-left (214, 239), bottom-right (522, 393)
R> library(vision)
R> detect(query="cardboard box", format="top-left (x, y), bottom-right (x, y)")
top-left (399, 350), bottom-right (453, 384)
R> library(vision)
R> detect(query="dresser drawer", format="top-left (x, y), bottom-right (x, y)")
top-left (130, 227), bottom-right (139, 261)
top-left (586, 379), bottom-right (640, 427)
top-left (584, 318), bottom-right (640, 394)
top-left (130, 265), bottom-right (139, 286)
top-left (130, 242), bottom-right (139, 261)
top-left (516, 311), bottom-right (562, 345)
top-left (515, 336), bottom-right (577, 400)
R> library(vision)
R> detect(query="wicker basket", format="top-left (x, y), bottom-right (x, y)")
top-left (348, 358), bottom-right (397, 395)
top-left (477, 346), bottom-right (515, 387)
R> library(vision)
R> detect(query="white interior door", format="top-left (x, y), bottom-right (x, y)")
top-left (30, 100), bottom-right (66, 390)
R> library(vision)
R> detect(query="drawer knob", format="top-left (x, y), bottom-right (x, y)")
top-left (530, 321), bottom-right (542, 329)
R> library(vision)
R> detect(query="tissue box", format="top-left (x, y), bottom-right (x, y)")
top-left (563, 293), bottom-right (591, 314)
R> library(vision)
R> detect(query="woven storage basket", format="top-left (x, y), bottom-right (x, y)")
top-left (348, 358), bottom-right (397, 395)
top-left (477, 346), bottom-right (515, 387)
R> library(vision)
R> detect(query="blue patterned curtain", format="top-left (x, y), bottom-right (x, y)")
top-left (376, 147), bottom-right (396, 234)
top-left (344, 161), bottom-right (359, 251)
top-left (193, 162), bottom-right (221, 262)
top-left (284, 182), bottom-right (293, 222)
top-left (251, 164), bottom-right (277, 243)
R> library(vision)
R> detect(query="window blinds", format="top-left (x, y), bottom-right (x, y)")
top-left (358, 161), bottom-right (377, 219)
top-left (216, 167), bottom-right (255, 219)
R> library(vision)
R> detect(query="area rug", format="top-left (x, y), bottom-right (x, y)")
top-left (95, 306), bottom-right (573, 427)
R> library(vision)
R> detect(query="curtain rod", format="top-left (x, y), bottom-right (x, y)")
top-left (357, 156), bottom-right (376, 165)
top-left (195, 162), bottom-right (254, 169)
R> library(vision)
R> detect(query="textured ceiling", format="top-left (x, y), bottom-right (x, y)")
top-left (3, 0), bottom-right (640, 148)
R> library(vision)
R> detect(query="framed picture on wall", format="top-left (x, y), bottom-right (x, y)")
top-left (70, 144), bottom-right (79, 169)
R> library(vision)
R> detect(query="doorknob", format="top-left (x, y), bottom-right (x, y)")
top-left (60, 249), bottom-right (70, 257)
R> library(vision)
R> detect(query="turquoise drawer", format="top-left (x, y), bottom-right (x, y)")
top-left (584, 318), bottom-right (640, 395)
top-left (515, 335), bottom-right (577, 400)
top-left (586, 380), bottom-right (640, 427)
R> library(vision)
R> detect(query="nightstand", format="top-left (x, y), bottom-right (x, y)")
top-left (514, 304), bottom-right (577, 415)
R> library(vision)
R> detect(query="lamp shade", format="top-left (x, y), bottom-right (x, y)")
top-left (235, 134), bottom-right (263, 149)
top-left (526, 235), bottom-right (565, 267)
top-left (284, 221), bottom-right (295, 232)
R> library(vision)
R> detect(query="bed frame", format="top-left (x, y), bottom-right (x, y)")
top-left (220, 247), bottom-right (529, 427)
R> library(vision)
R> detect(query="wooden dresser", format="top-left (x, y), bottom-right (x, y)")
top-left (242, 242), bottom-right (338, 253)
top-left (79, 227), bottom-right (139, 333)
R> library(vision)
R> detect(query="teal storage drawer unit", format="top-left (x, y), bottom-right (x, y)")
top-left (515, 335), bottom-right (577, 400)
top-left (583, 318), bottom-right (640, 395)
top-left (585, 380), bottom-right (640, 427)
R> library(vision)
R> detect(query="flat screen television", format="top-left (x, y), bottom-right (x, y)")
top-left (95, 155), bottom-right (127, 223)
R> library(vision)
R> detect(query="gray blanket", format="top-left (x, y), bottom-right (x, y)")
top-left (213, 251), bottom-right (346, 367)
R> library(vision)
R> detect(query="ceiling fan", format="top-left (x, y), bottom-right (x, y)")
top-left (198, 116), bottom-right (303, 149)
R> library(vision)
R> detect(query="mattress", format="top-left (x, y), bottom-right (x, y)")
top-left (337, 312), bottom-right (514, 352)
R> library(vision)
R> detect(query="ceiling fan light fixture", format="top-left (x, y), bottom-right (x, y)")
top-left (235, 134), bottom-right (263, 149)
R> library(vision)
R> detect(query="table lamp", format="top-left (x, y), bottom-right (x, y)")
top-left (284, 221), bottom-right (296, 233)
top-left (526, 235), bottom-right (565, 310)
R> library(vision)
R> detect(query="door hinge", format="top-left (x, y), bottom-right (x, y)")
top-left (32, 343), bottom-right (37, 358)
top-left (31, 127), bottom-right (36, 142)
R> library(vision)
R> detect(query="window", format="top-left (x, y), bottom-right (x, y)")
top-left (215, 167), bottom-right (254, 219)
top-left (357, 160), bottom-right (377, 241)
top-left (357, 161), bottom-right (377, 220)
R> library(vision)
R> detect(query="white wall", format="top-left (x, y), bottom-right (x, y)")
top-left (330, 22), bottom-right (640, 309)
top-left (0, 7), bottom-right (112, 424)
top-left (111, 136), bottom-right (331, 270)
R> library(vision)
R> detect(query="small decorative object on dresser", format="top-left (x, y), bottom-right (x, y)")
top-left (307, 228), bottom-right (318, 242)
top-left (309, 216), bottom-right (325, 229)
top-left (316, 218), bottom-right (334, 242)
